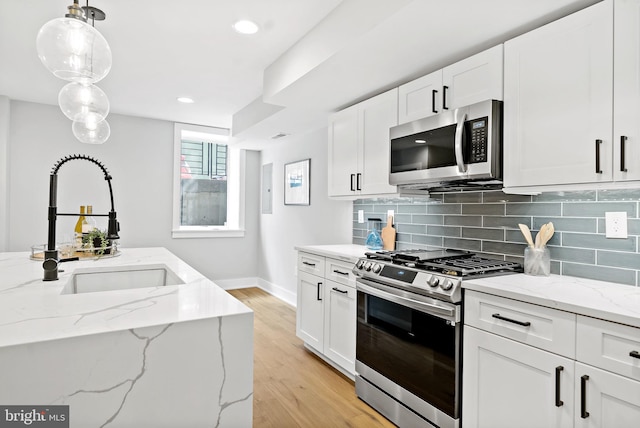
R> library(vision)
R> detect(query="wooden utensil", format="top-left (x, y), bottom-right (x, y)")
top-left (535, 223), bottom-right (547, 248)
top-left (518, 224), bottom-right (535, 248)
top-left (381, 216), bottom-right (396, 250)
top-left (539, 222), bottom-right (554, 247)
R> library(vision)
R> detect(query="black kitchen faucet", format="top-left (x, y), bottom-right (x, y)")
top-left (43, 154), bottom-right (120, 281)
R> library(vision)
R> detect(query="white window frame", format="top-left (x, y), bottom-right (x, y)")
top-left (172, 122), bottom-right (245, 238)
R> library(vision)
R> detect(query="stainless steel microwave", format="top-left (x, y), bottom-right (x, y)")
top-left (389, 99), bottom-right (503, 190)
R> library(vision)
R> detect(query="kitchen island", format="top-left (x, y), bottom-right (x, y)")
top-left (0, 247), bottom-right (253, 428)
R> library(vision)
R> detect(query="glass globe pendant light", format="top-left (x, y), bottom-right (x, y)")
top-left (72, 117), bottom-right (111, 144)
top-left (36, 1), bottom-right (112, 84)
top-left (58, 82), bottom-right (109, 122)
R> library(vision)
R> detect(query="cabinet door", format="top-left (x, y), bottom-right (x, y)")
top-left (296, 271), bottom-right (324, 350)
top-left (503, 1), bottom-right (613, 188)
top-left (463, 326), bottom-right (574, 428)
top-left (359, 88), bottom-right (398, 195)
top-left (323, 280), bottom-right (356, 374)
top-left (398, 69), bottom-right (442, 124)
top-left (327, 105), bottom-right (359, 197)
top-left (614, 0), bottom-right (640, 181)
top-left (442, 45), bottom-right (503, 109)
top-left (575, 362), bottom-right (640, 428)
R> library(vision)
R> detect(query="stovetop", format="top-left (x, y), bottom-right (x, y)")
top-left (354, 248), bottom-right (523, 303)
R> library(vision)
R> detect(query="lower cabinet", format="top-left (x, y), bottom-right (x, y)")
top-left (296, 252), bottom-right (356, 376)
top-left (462, 290), bottom-right (640, 428)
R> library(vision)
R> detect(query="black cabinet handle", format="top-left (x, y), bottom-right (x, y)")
top-left (333, 270), bottom-right (349, 276)
top-left (581, 375), bottom-right (590, 419)
top-left (432, 89), bottom-right (438, 114)
top-left (595, 139), bottom-right (603, 174)
top-left (630, 350), bottom-right (640, 359)
top-left (350, 174), bottom-right (356, 191)
top-left (491, 313), bottom-right (531, 327)
top-left (356, 173), bottom-right (362, 191)
top-left (317, 282), bottom-right (322, 301)
top-left (621, 135), bottom-right (628, 172)
top-left (442, 86), bottom-right (449, 110)
top-left (555, 366), bottom-right (564, 407)
top-left (302, 261), bottom-right (316, 267)
top-left (331, 287), bottom-right (348, 294)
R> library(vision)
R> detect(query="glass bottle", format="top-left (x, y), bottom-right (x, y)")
top-left (74, 205), bottom-right (87, 248)
top-left (84, 205), bottom-right (97, 233)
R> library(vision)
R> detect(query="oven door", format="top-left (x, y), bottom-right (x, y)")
top-left (355, 278), bottom-right (461, 428)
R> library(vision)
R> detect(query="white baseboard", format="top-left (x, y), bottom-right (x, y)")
top-left (217, 277), bottom-right (297, 308)
top-left (256, 278), bottom-right (297, 307)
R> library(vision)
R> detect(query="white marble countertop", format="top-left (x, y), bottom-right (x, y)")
top-left (0, 247), bottom-right (252, 348)
top-left (464, 274), bottom-right (640, 329)
top-left (295, 244), bottom-right (370, 262)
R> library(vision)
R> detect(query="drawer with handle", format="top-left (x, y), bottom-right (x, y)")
top-left (577, 315), bottom-right (640, 381)
top-left (298, 252), bottom-right (325, 277)
top-left (324, 257), bottom-right (356, 287)
top-left (465, 290), bottom-right (576, 358)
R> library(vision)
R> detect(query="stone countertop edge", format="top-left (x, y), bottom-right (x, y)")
top-left (463, 273), bottom-right (640, 329)
top-left (0, 247), bottom-right (252, 348)
top-left (295, 244), bottom-right (370, 262)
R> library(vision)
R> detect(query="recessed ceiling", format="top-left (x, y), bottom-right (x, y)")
top-left (0, 0), bottom-right (601, 144)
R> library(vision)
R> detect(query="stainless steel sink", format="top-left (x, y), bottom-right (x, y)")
top-left (61, 264), bottom-right (185, 294)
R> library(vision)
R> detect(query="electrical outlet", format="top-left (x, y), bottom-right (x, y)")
top-left (358, 210), bottom-right (364, 223)
top-left (605, 212), bottom-right (628, 238)
top-left (387, 210), bottom-right (394, 220)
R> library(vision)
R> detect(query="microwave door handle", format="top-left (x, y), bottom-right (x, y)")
top-left (454, 109), bottom-right (468, 173)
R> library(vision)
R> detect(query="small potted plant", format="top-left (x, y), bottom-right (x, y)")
top-left (82, 228), bottom-right (111, 256)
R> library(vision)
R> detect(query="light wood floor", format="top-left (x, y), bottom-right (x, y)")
top-left (227, 287), bottom-right (396, 428)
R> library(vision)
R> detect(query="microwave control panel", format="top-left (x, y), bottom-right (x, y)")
top-left (468, 117), bottom-right (488, 163)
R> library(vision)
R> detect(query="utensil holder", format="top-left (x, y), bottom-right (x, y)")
top-left (524, 246), bottom-right (550, 276)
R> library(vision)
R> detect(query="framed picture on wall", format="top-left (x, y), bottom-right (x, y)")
top-left (284, 159), bottom-right (310, 205)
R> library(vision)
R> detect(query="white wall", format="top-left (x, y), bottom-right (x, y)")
top-left (6, 100), bottom-right (260, 281)
top-left (0, 96), bottom-right (9, 251)
top-left (258, 127), bottom-right (352, 305)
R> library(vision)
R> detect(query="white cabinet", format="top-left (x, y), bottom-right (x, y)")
top-left (463, 289), bottom-right (640, 428)
top-left (327, 88), bottom-right (398, 198)
top-left (296, 252), bottom-right (357, 376)
top-left (614, 0), bottom-right (640, 181)
top-left (398, 45), bottom-right (503, 125)
top-left (503, 0), bottom-right (640, 191)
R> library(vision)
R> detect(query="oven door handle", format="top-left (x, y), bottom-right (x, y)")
top-left (356, 279), bottom-right (457, 321)
top-left (454, 108), bottom-right (468, 174)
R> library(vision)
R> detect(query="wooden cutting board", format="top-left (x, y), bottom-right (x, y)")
top-left (381, 216), bottom-right (396, 250)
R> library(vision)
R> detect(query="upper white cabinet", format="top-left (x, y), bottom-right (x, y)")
top-left (327, 88), bottom-right (398, 198)
top-left (398, 45), bottom-right (503, 125)
top-left (614, 0), bottom-right (640, 182)
top-left (504, 0), bottom-right (640, 190)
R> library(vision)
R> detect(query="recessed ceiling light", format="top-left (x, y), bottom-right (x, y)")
top-left (415, 139), bottom-right (427, 144)
top-left (233, 20), bottom-right (259, 35)
top-left (177, 97), bottom-right (194, 104)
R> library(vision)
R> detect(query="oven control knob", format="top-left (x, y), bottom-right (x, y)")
top-left (440, 279), bottom-right (454, 291)
top-left (364, 262), bottom-right (372, 271)
top-left (356, 260), bottom-right (365, 270)
top-left (372, 264), bottom-right (382, 274)
top-left (427, 276), bottom-right (440, 287)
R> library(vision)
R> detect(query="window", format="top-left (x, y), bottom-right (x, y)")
top-left (172, 123), bottom-right (245, 238)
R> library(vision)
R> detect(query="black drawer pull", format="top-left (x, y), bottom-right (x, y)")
top-left (302, 261), bottom-right (316, 267)
top-left (442, 85), bottom-right (449, 110)
top-left (581, 375), bottom-right (590, 419)
top-left (595, 139), bottom-right (603, 174)
top-left (555, 366), bottom-right (564, 407)
top-left (621, 135), bottom-right (628, 172)
top-left (356, 173), bottom-right (362, 191)
top-left (630, 350), bottom-right (640, 359)
top-left (331, 287), bottom-right (348, 294)
top-left (432, 89), bottom-right (438, 114)
top-left (491, 313), bottom-right (531, 327)
top-left (350, 174), bottom-right (356, 191)
top-left (317, 282), bottom-right (322, 301)
top-left (333, 270), bottom-right (349, 276)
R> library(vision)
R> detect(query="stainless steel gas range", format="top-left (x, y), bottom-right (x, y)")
top-left (353, 249), bottom-right (522, 428)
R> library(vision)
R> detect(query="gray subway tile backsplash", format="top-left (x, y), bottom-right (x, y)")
top-left (353, 189), bottom-right (640, 286)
